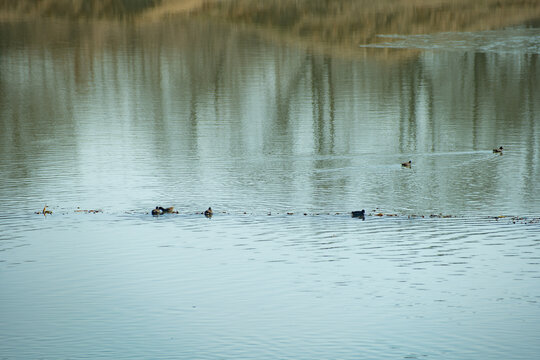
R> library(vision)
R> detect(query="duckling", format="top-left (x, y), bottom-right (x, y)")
top-left (42, 205), bottom-right (53, 215)
top-left (401, 160), bottom-right (412, 167)
top-left (351, 210), bottom-right (365, 219)
top-left (151, 206), bottom-right (163, 216)
top-left (204, 207), bottom-right (213, 218)
top-left (493, 146), bottom-right (503, 153)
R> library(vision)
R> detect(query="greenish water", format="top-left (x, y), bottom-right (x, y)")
top-left (1, 15), bottom-right (539, 360)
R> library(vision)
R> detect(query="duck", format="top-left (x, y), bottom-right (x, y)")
top-left (401, 160), bottom-right (412, 167)
top-left (42, 205), bottom-right (53, 215)
top-left (351, 209), bottom-right (365, 219)
top-left (151, 206), bottom-right (178, 215)
top-left (493, 146), bottom-right (503, 153)
top-left (162, 207), bottom-right (176, 214)
top-left (204, 207), bottom-right (213, 217)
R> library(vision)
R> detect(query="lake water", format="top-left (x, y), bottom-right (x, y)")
top-left (1, 8), bottom-right (540, 360)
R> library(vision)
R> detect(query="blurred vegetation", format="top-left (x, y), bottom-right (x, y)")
top-left (1, 0), bottom-right (539, 49)
top-left (0, 0), bottom-right (161, 18)
top-left (194, 0), bottom-right (540, 44)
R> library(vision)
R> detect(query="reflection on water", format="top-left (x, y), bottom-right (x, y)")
top-left (1, 5), bottom-right (540, 360)
top-left (364, 28), bottom-right (540, 54)
top-left (192, 0), bottom-right (540, 52)
top-left (1, 19), bottom-right (538, 215)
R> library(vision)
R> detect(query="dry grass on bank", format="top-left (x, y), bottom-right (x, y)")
top-left (1, 0), bottom-right (539, 57)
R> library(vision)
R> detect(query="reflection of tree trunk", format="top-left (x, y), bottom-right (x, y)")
top-left (398, 61), bottom-right (419, 153)
top-left (525, 54), bottom-right (538, 188)
top-left (188, 74), bottom-right (199, 153)
top-left (426, 68), bottom-right (434, 153)
top-left (311, 55), bottom-right (324, 154)
top-left (274, 56), bottom-right (286, 130)
top-left (274, 54), bottom-right (309, 131)
top-left (472, 53), bottom-right (480, 151)
top-left (409, 65), bottom-right (417, 152)
top-left (472, 52), bottom-right (489, 151)
top-left (326, 56), bottom-right (335, 155)
top-left (310, 55), bottom-right (336, 156)
top-left (213, 50), bottom-right (225, 119)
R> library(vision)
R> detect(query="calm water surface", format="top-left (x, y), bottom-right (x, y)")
top-left (1, 13), bottom-right (540, 360)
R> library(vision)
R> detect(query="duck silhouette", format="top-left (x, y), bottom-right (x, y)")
top-left (401, 160), bottom-right (412, 167)
top-left (352, 210), bottom-right (365, 219)
top-left (204, 207), bottom-right (213, 218)
top-left (493, 146), bottom-right (503, 153)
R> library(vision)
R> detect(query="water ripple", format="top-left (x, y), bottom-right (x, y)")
top-left (362, 29), bottom-right (540, 54)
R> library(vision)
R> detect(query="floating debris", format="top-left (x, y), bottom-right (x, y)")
top-left (75, 209), bottom-right (102, 214)
top-left (30, 206), bottom-right (538, 225)
top-left (496, 216), bottom-right (540, 225)
top-left (428, 213), bottom-right (453, 218)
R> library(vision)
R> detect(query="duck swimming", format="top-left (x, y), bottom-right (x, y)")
top-left (493, 146), bottom-right (503, 153)
top-left (204, 207), bottom-right (213, 218)
top-left (151, 206), bottom-right (178, 215)
top-left (401, 160), bottom-right (412, 167)
top-left (42, 205), bottom-right (52, 215)
top-left (352, 210), bottom-right (365, 219)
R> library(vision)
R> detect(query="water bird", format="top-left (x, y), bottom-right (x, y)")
top-left (162, 207), bottom-right (176, 214)
top-left (493, 146), bottom-right (503, 153)
top-left (401, 160), bottom-right (412, 167)
top-left (351, 210), bottom-right (365, 219)
top-left (152, 206), bottom-right (178, 215)
top-left (204, 207), bottom-right (213, 218)
top-left (42, 205), bottom-right (52, 215)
